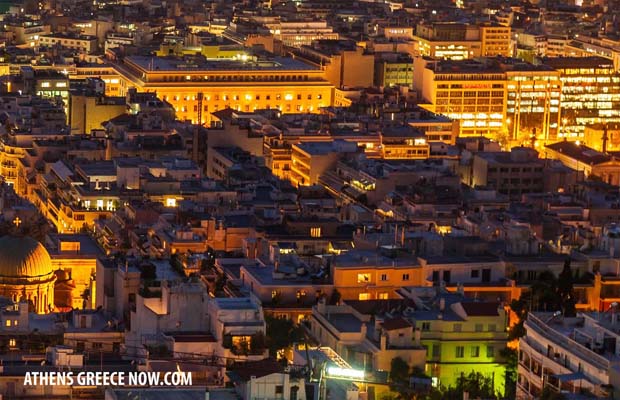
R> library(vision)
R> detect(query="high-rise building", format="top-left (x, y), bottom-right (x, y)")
top-left (541, 57), bottom-right (620, 139)
top-left (504, 63), bottom-right (562, 142)
top-left (415, 57), bottom-right (507, 138)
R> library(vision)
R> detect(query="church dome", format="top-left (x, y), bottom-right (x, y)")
top-left (0, 236), bottom-right (54, 278)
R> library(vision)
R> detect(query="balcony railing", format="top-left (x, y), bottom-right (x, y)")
top-left (526, 314), bottom-right (610, 372)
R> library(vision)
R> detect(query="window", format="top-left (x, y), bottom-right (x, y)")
top-left (13, 320), bottom-right (17, 326)
top-left (421, 322), bottom-right (431, 331)
top-left (488, 324), bottom-right (496, 332)
top-left (379, 292), bottom-right (388, 299)
top-left (486, 345), bottom-right (495, 358)
top-left (5, 320), bottom-right (10, 327)
top-left (475, 324), bottom-right (483, 332)
top-left (9, 338), bottom-right (15, 347)
top-left (359, 293), bottom-right (371, 300)
top-left (275, 385), bottom-right (284, 395)
top-left (310, 227), bottom-right (321, 237)
top-left (402, 273), bottom-right (410, 281)
top-left (357, 273), bottom-right (371, 283)
top-left (471, 269), bottom-right (479, 278)
top-left (455, 346), bottom-right (464, 358)
top-left (453, 324), bottom-right (462, 332)
top-left (432, 344), bottom-right (441, 357)
top-left (380, 274), bottom-right (388, 281)
top-left (471, 346), bottom-right (480, 357)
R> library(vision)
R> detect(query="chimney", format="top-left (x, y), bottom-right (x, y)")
top-left (317, 297), bottom-right (327, 315)
top-left (374, 318), bottom-right (382, 341)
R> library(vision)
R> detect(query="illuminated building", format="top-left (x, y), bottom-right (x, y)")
top-left (4, 21), bottom-right (50, 46)
top-left (38, 33), bottom-right (98, 54)
top-left (504, 63), bottom-right (562, 142)
top-left (541, 57), bottom-right (620, 139)
top-left (290, 140), bottom-right (358, 187)
top-left (584, 124), bottom-right (620, 152)
top-left (399, 287), bottom-right (509, 395)
top-left (330, 248), bottom-right (422, 301)
top-left (564, 35), bottom-right (620, 71)
top-left (413, 22), bottom-right (511, 61)
top-left (250, 17), bottom-right (339, 48)
top-left (310, 299), bottom-right (427, 372)
top-left (544, 141), bottom-right (620, 185)
top-left (374, 53), bottom-right (414, 87)
top-left (0, 236), bottom-right (55, 314)
top-left (111, 54), bottom-right (333, 125)
top-left (546, 35), bottom-right (570, 57)
top-left (380, 125), bottom-right (430, 159)
top-left (295, 40), bottom-right (375, 89)
top-left (69, 78), bottom-right (126, 134)
top-left (415, 57), bottom-right (507, 138)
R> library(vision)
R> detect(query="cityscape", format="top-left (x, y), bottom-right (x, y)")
top-left (0, 0), bottom-right (617, 399)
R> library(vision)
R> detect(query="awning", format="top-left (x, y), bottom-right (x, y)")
top-left (551, 372), bottom-right (587, 381)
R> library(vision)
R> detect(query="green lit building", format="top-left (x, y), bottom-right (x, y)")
top-left (374, 53), bottom-right (414, 88)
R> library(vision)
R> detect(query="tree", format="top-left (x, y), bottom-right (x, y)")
top-left (250, 331), bottom-right (266, 354)
top-left (329, 289), bottom-right (341, 305)
top-left (265, 315), bottom-right (304, 357)
top-left (557, 259), bottom-right (576, 317)
top-left (427, 371), bottom-right (499, 400)
top-left (501, 347), bottom-right (518, 400)
top-left (389, 356), bottom-right (410, 384)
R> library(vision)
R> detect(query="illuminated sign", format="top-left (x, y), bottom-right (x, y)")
top-left (326, 367), bottom-right (364, 380)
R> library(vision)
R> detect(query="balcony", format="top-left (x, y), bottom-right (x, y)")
top-left (525, 314), bottom-right (610, 372)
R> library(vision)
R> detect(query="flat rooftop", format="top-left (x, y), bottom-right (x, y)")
top-left (125, 55), bottom-right (320, 72)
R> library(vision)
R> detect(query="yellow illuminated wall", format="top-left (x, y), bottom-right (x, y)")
top-left (112, 57), bottom-right (334, 125)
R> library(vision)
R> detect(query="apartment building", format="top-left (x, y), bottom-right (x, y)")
top-left (470, 147), bottom-right (545, 197)
top-left (518, 312), bottom-right (620, 399)
top-left (38, 33), bottom-right (98, 54)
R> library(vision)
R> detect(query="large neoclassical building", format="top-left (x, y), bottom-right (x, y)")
top-left (0, 235), bottom-right (56, 313)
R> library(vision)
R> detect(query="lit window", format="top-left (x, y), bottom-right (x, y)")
top-left (55, 82), bottom-right (67, 88)
top-left (41, 82), bottom-right (50, 88)
top-left (13, 320), bottom-right (17, 326)
top-left (358, 293), bottom-right (371, 300)
top-left (380, 274), bottom-right (388, 281)
top-left (5, 320), bottom-right (11, 327)
top-left (166, 198), bottom-right (177, 207)
top-left (310, 227), bottom-right (321, 238)
top-left (379, 292), bottom-right (388, 299)
top-left (284, 94), bottom-right (293, 101)
top-left (357, 273), bottom-right (371, 283)
top-left (9, 338), bottom-right (15, 347)
top-left (96, 200), bottom-right (104, 210)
